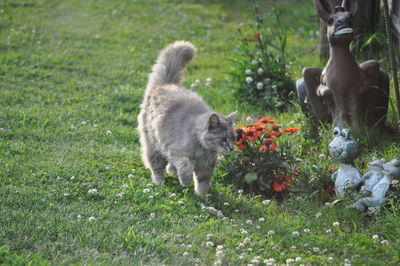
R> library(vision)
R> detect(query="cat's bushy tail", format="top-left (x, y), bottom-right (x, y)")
top-left (146, 41), bottom-right (196, 90)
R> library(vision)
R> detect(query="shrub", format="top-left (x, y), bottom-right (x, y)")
top-left (228, 1), bottom-right (295, 111)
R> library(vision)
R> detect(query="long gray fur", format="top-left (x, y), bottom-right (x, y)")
top-left (138, 41), bottom-right (237, 194)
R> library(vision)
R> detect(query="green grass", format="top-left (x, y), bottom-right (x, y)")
top-left (1, 0), bottom-right (400, 264)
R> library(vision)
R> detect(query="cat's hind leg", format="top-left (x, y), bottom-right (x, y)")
top-left (145, 148), bottom-right (168, 185)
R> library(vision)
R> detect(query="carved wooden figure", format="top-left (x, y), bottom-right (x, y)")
top-left (297, 0), bottom-right (390, 130)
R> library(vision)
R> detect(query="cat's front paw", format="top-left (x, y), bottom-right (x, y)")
top-left (151, 174), bottom-right (165, 186)
top-left (195, 181), bottom-right (210, 195)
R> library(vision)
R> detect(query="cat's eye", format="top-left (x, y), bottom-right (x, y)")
top-left (221, 137), bottom-right (227, 142)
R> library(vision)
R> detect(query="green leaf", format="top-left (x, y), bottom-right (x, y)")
top-left (244, 172), bottom-right (257, 183)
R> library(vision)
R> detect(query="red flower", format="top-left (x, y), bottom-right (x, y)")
top-left (253, 33), bottom-right (261, 39)
top-left (283, 128), bottom-right (299, 133)
top-left (244, 128), bottom-right (257, 142)
top-left (264, 137), bottom-right (275, 145)
top-left (258, 117), bottom-right (271, 124)
top-left (272, 176), bottom-right (293, 192)
top-left (269, 143), bottom-right (278, 152)
top-left (235, 143), bottom-right (246, 151)
top-left (271, 131), bottom-right (283, 137)
top-left (259, 145), bottom-right (268, 152)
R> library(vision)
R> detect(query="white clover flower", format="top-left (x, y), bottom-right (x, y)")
top-left (246, 116), bottom-right (253, 122)
top-left (256, 82), bottom-right (263, 90)
top-left (328, 256), bottom-right (334, 262)
top-left (256, 225), bottom-right (260, 229)
top-left (245, 69), bottom-right (252, 75)
top-left (372, 234), bottom-right (379, 241)
top-left (206, 77), bottom-right (212, 83)
top-left (88, 216), bottom-right (96, 221)
top-left (70, 176), bottom-right (75, 180)
top-left (116, 192), bottom-right (124, 198)
top-left (264, 258), bottom-right (275, 265)
top-left (315, 212), bottom-right (322, 217)
top-left (81, 121), bottom-right (87, 125)
top-left (122, 184), bottom-right (129, 189)
top-left (170, 193), bottom-right (176, 198)
top-left (258, 217), bottom-right (265, 222)
top-left (286, 258), bottom-right (295, 264)
top-left (303, 229), bottom-right (310, 233)
top-left (246, 219), bottom-right (253, 225)
top-left (77, 215), bottom-right (83, 220)
top-left (216, 250), bottom-right (224, 258)
top-left (238, 189), bottom-right (243, 194)
top-left (183, 251), bottom-right (190, 256)
top-left (223, 202), bottom-right (229, 206)
top-left (143, 188), bottom-right (150, 193)
top-left (216, 245), bottom-right (223, 250)
top-left (237, 243), bottom-right (245, 249)
top-left (380, 239), bottom-right (389, 245)
top-left (195, 79), bottom-right (201, 85)
top-left (149, 213), bottom-right (155, 218)
top-left (251, 258), bottom-right (260, 264)
top-left (244, 237), bottom-right (251, 243)
top-left (239, 253), bottom-right (247, 259)
top-left (257, 68), bottom-right (264, 75)
top-left (313, 247), bottom-right (320, 252)
top-left (295, 257), bottom-right (302, 262)
top-left (213, 260), bottom-right (222, 265)
top-left (333, 222), bottom-right (340, 227)
top-left (127, 174), bottom-right (133, 179)
top-left (272, 85), bottom-right (277, 89)
top-left (88, 189), bottom-right (98, 195)
top-left (251, 59), bottom-right (259, 65)
top-left (64, 193), bottom-right (69, 196)
top-left (240, 228), bottom-right (248, 234)
top-left (290, 245), bottom-right (296, 251)
top-left (93, 123), bottom-right (98, 127)
top-left (247, 247), bottom-right (252, 252)
top-left (245, 77), bottom-right (253, 84)
top-left (344, 259), bottom-right (351, 266)
top-left (267, 230), bottom-right (275, 236)
top-left (292, 231), bottom-right (300, 237)
top-left (235, 209), bottom-right (240, 213)
top-left (177, 200), bottom-right (184, 205)
top-left (326, 229), bottom-right (332, 233)
top-left (206, 234), bottom-right (213, 240)
top-left (106, 130), bottom-right (112, 135)
top-left (206, 242), bottom-right (214, 247)
top-left (262, 200), bottom-right (271, 205)
top-left (190, 83), bottom-right (197, 89)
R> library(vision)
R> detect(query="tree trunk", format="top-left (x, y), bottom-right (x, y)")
top-left (319, 0), bottom-right (381, 60)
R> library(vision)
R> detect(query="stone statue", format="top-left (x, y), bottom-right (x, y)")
top-left (328, 127), bottom-right (361, 197)
top-left (296, 0), bottom-right (390, 131)
top-left (352, 159), bottom-right (400, 212)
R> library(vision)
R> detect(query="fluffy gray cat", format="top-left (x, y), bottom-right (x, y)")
top-left (138, 41), bottom-right (237, 194)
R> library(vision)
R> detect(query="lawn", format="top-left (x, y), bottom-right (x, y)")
top-left (1, 0), bottom-right (399, 265)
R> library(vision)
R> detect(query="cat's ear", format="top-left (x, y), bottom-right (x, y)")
top-left (227, 111), bottom-right (237, 122)
top-left (208, 113), bottom-right (221, 130)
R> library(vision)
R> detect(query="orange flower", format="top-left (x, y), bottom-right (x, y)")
top-left (271, 131), bottom-right (283, 137)
top-left (244, 128), bottom-right (258, 142)
top-left (258, 117), bottom-right (271, 124)
top-left (283, 128), bottom-right (299, 133)
top-left (269, 143), bottom-right (278, 152)
top-left (235, 143), bottom-right (246, 151)
top-left (272, 176), bottom-right (293, 192)
top-left (264, 137), bottom-right (275, 145)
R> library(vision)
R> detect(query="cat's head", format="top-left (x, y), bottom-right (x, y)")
top-left (201, 112), bottom-right (237, 153)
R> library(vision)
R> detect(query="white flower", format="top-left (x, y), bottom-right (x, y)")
top-left (235, 209), bottom-right (240, 213)
top-left (190, 83), bottom-right (197, 88)
top-left (64, 193), bottom-right (69, 196)
top-left (223, 202), bottom-right (229, 206)
top-left (178, 200), bottom-right (184, 205)
top-left (213, 260), bottom-right (222, 265)
top-left (127, 174), bottom-right (133, 179)
top-left (292, 231), bottom-right (300, 237)
top-left (106, 130), bottom-right (112, 135)
top-left (246, 116), bottom-right (252, 122)
top-left (170, 193), bottom-right (176, 198)
top-left (251, 258), bottom-right (260, 264)
top-left (251, 59), bottom-right (259, 65)
top-left (206, 242), bottom-right (214, 247)
top-left (239, 253), bottom-right (246, 259)
top-left (313, 247), bottom-right (320, 252)
top-left (238, 189), bottom-right (243, 194)
top-left (258, 217), bottom-right (265, 222)
top-left (326, 229), bottom-right (332, 233)
top-left (295, 257), bottom-right (302, 262)
top-left (333, 222), bottom-right (340, 227)
top-left (262, 200), bottom-right (271, 205)
top-left (372, 234), bottom-right (379, 241)
top-left (183, 251), bottom-right (190, 256)
top-left (328, 256), bottom-right (334, 262)
top-left (267, 230), bottom-right (275, 236)
top-left (303, 229), bottom-right (310, 233)
top-left (216, 250), bottom-right (224, 258)
top-left (344, 259), bottom-right (351, 266)
top-left (116, 192), bottom-right (124, 197)
top-left (263, 258), bottom-right (275, 265)
top-left (195, 79), bottom-right (201, 85)
top-left (256, 82), bottom-right (263, 90)
top-left (315, 212), bottom-right (322, 217)
top-left (88, 216), bottom-right (96, 221)
top-left (246, 219), bottom-right (253, 225)
top-left (216, 245), bottom-right (223, 250)
top-left (77, 215), bottom-right (83, 220)
top-left (149, 213), bottom-right (155, 218)
top-left (88, 189), bottom-right (98, 195)
top-left (240, 228), bottom-right (248, 234)
top-left (237, 243), bottom-right (245, 249)
top-left (244, 237), bottom-right (251, 243)
top-left (206, 234), bottom-right (213, 240)
top-left (70, 176), bottom-right (75, 180)
top-left (80, 121), bottom-right (87, 125)
top-left (206, 77), bottom-right (212, 83)
top-left (93, 123), bottom-right (98, 127)
top-left (257, 68), bottom-right (264, 75)
top-left (245, 77), bottom-right (253, 84)
top-left (122, 184), bottom-right (129, 189)
top-left (380, 239), bottom-right (389, 245)
top-left (245, 69), bottom-right (252, 75)
top-left (286, 258), bottom-right (295, 264)
top-left (143, 188), bottom-right (150, 193)
top-left (290, 245), bottom-right (296, 251)
top-left (391, 179), bottom-right (399, 185)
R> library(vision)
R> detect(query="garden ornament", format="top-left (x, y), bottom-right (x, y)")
top-left (351, 158), bottom-right (386, 195)
top-left (328, 127), bottom-right (361, 197)
top-left (352, 159), bottom-right (400, 212)
top-left (296, 0), bottom-right (390, 131)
